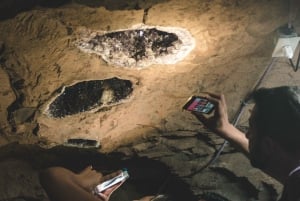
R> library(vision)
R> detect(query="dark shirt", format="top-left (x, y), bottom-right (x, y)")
top-left (280, 168), bottom-right (300, 201)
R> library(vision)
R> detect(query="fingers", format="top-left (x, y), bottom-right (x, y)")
top-left (82, 166), bottom-right (122, 184)
top-left (80, 165), bottom-right (93, 175)
top-left (201, 93), bottom-right (227, 114)
top-left (102, 180), bottom-right (124, 194)
top-left (99, 176), bottom-right (125, 201)
top-left (190, 92), bottom-right (230, 132)
top-left (200, 92), bottom-right (223, 104)
top-left (202, 92), bottom-right (221, 99)
top-left (192, 111), bottom-right (208, 124)
top-left (100, 170), bottom-right (122, 183)
top-left (83, 165), bottom-right (103, 181)
top-left (80, 165), bottom-right (102, 179)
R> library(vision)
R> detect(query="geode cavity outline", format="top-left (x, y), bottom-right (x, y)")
top-left (77, 25), bottom-right (195, 68)
top-left (44, 77), bottom-right (133, 118)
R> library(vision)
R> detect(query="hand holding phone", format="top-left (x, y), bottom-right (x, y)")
top-left (94, 169), bottom-right (129, 194)
top-left (186, 93), bottom-right (233, 139)
top-left (182, 96), bottom-right (215, 114)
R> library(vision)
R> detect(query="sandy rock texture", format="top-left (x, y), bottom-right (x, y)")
top-left (1, 0), bottom-right (300, 200)
top-left (0, 0), bottom-right (289, 151)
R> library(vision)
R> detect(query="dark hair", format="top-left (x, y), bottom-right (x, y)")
top-left (251, 86), bottom-right (300, 152)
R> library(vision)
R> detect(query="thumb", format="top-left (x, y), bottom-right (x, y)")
top-left (96, 193), bottom-right (108, 201)
top-left (192, 112), bottom-right (208, 124)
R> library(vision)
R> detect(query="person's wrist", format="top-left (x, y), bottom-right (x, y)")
top-left (217, 122), bottom-right (234, 138)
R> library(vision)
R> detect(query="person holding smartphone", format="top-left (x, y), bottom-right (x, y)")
top-left (39, 166), bottom-right (155, 201)
top-left (190, 86), bottom-right (300, 201)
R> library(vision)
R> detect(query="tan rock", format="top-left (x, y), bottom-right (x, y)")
top-left (0, 66), bottom-right (16, 131)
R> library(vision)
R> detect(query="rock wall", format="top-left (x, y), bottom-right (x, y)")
top-left (0, 0), bottom-right (297, 200)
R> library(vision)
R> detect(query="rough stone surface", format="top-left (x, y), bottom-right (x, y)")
top-left (0, 66), bottom-right (16, 134)
top-left (0, 41), bottom-right (4, 54)
top-left (0, 159), bottom-right (48, 201)
top-left (0, 0), bottom-right (299, 200)
top-left (115, 133), bottom-right (283, 200)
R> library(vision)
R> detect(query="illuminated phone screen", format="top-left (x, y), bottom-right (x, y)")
top-left (184, 97), bottom-right (214, 114)
top-left (94, 170), bottom-right (129, 193)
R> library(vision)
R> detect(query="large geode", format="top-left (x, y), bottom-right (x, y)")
top-left (45, 77), bottom-right (133, 118)
top-left (77, 25), bottom-right (195, 68)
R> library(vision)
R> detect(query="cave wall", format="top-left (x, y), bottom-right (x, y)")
top-left (0, 0), bottom-right (297, 200)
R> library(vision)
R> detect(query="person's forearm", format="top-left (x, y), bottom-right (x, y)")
top-left (40, 167), bottom-right (101, 201)
top-left (218, 123), bottom-right (249, 156)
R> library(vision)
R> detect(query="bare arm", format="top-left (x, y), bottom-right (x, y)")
top-left (40, 166), bottom-right (158, 201)
top-left (40, 167), bottom-right (101, 201)
top-left (216, 121), bottom-right (249, 155)
top-left (192, 93), bottom-right (249, 155)
top-left (39, 166), bottom-right (123, 201)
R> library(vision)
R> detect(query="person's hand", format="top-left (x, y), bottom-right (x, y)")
top-left (76, 166), bottom-right (124, 201)
top-left (192, 93), bottom-right (231, 137)
top-left (76, 166), bottom-right (104, 192)
top-left (96, 170), bottom-right (124, 201)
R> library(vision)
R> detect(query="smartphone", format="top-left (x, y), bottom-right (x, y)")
top-left (182, 96), bottom-right (215, 114)
top-left (94, 169), bottom-right (129, 194)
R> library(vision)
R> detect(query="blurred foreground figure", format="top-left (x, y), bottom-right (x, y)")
top-left (39, 166), bottom-right (155, 201)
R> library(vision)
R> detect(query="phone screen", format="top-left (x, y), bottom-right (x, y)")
top-left (183, 96), bottom-right (214, 114)
top-left (94, 170), bottom-right (129, 193)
